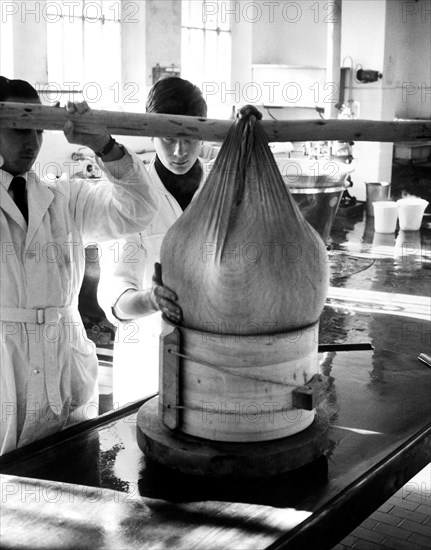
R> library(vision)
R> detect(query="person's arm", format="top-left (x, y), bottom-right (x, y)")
top-left (63, 101), bottom-right (158, 241)
top-left (63, 101), bottom-right (124, 162)
top-left (114, 263), bottom-right (182, 323)
top-left (114, 288), bottom-right (154, 320)
top-left (97, 232), bottom-right (182, 324)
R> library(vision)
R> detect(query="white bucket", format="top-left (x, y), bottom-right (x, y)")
top-left (373, 201), bottom-right (398, 233)
top-left (397, 197), bottom-right (429, 231)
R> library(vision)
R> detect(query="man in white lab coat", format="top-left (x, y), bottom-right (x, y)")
top-left (0, 77), bottom-right (158, 454)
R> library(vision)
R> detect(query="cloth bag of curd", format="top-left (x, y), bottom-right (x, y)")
top-left (160, 106), bottom-right (329, 334)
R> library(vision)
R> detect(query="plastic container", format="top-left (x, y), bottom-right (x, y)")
top-left (373, 201), bottom-right (398, 233)
top-left (397, 197), bottom-right (429, 230)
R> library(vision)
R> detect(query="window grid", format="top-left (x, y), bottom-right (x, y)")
top-left (45, 0), bottom-right (121, 108)
top-left (181, 0), bottom-right (232, 118)
top-left (45, 0), bottom-right (120, 22)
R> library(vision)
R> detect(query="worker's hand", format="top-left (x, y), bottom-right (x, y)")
top-left (63, 101), bottom-right (111, 154)
top-left (150, 262), bottom-right (182, 324)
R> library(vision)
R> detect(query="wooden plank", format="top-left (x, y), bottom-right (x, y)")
top-left (1, 102), bottom-right (430, 143)
top-left (159, 325), bottom-right (181, 430)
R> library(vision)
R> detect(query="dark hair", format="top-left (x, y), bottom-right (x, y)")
top-left (0, 76), bottom-right (40, 102)
top-left (146, 77), bottom-right (207, 117)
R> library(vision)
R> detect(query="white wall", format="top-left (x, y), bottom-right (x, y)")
top-left (341, 0), bottom-right (390, 200)
top-left (251, 0), bottom-right (328, 66)
top-left (385, 0), bottom-right (431, 119)
top-left (340, 0), bottom-right (430, 201)
top-left (406, 1), bottom-right (431, 119)
top-left (145, 0), bottom-right (181, 88)
top-left (229, 0), bottom-right (338, 120)
top-left (230, 9), bottom-right (253, 112)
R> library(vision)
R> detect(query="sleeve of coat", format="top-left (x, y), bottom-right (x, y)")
top-left (70, 147), bottom-right (158, 243)
top-left (97, 233), bottom-right (147, 323)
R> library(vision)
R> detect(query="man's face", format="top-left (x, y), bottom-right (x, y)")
top-left (0, 96), bottom-right (43, 176)
top-left (154, 137), bottom-right (201, 175)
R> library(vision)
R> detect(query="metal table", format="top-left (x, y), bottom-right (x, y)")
top-left (1, 215), bottom-right (430, 549)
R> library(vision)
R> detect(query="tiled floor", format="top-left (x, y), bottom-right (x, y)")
top-left (332, 463), bottom-right (431, 550)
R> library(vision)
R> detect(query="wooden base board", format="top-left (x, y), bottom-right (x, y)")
top-left (159, 319), bottom-right (320, 442)
top-left (136, 397), bottom-right (329, 479)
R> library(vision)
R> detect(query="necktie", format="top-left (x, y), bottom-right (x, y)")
top-left (9, 176), bottom-right (28, 223)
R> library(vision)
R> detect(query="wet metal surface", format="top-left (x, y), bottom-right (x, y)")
top-left (2, 349), bottom-right (429, 506)
top-left (319, 214), bottom-right (431, 356)
top-left (1, 214), bottom-right (430, 550)
top-left (2, 215), bottom-right (430, 496)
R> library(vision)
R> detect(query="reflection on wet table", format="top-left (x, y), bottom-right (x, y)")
top-left (1, 213), bottom-right (430, 550)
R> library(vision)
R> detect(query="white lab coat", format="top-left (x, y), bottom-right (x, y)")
top-left (0, 148), bottom-right (158, 454)
top-left (97, 157), bottom-right (207, 406)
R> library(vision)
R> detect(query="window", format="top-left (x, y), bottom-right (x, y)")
top-left (45, 0), bottom-right (121, 108)
top-left (181, 0), bottom-right (232, 118)
top-left (0, 16), bottom-right (13, 77)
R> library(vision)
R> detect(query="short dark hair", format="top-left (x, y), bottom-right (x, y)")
top-left (0, 76), bottom-right (40, 102)
top-left (146, 77), bottom-right (207, 117)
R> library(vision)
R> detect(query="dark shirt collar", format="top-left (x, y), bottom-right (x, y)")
top-left (154, 155), bottom-right (202, 211)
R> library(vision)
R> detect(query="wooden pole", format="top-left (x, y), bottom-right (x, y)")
top-left (1, 102), bottom-right (430, 143)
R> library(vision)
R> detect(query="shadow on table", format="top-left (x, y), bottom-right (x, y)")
top-left (136, 453), bottom-right (329, 508)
